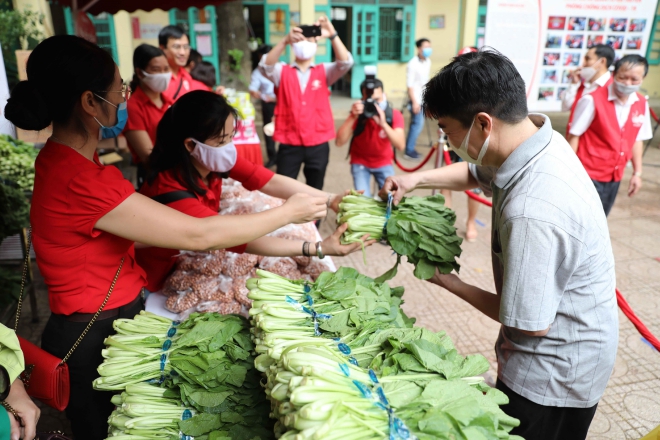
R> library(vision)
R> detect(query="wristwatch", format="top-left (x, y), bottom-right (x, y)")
top-left (329, 32), bottom-right (338, 40)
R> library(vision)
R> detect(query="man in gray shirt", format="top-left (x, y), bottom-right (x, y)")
top-left (380, 50), bottom-right (617, 440)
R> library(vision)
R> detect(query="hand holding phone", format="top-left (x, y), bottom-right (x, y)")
top-left (299, 25), bottom-right (322, 38)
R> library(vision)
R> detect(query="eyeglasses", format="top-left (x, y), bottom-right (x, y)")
top-left (170, 44), bottom-right (191, 51)
top-left (97, 83), bottom-right (130, 100)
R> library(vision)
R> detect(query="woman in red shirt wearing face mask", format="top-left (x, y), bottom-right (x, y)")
top-left (138, 90), bottom-right (372, 292)
top-left (3, 35), bottom-right (333, 440)
top-left (123, 44), bottom-right (173, 188)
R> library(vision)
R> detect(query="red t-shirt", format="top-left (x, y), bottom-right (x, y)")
top-left (30, 141), bottom-right (147, 315)
top-left (136, 156), bottom-right (275, 291)
top-left (162, 68), bottom-right (209, 102)
top-left (124, 87), bottom-right (173, 164)
top-left (349, 109), bottom-right (404, 168)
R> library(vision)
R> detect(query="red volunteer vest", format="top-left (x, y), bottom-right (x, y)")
top-left (273, 65), bottom-right (335, 146)
top-left (566, 75), bottom-right (613, 136)
top-left (577, 86), bottom-right (646, 182)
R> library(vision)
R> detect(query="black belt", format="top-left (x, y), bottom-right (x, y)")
top-left (62, 289), bottom-right (144, 322)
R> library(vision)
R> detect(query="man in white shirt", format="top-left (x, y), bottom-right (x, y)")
top-left (567, 55), bottom-right (652, 215)
top-left (404, 38), bottom-right (432, 160)
top-left (562, 45), bottom-right (614, 134)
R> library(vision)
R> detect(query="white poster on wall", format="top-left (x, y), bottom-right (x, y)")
top-left (485, 0), bottom-right (658, 112)
top-left (0, 42), bottom-right (15, 136)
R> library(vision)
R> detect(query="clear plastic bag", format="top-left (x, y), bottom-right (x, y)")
top-left (259, 256), bottom-right (302, 280)
top-left (176, 250), bottom-right (226, 277)
top-left (222, 252), bottom-right (259, 278)
top-left (301, 257), bottom-right (334, 281)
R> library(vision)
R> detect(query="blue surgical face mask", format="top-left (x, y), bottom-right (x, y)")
top-left (93, 94), bottom-right (128, 140)
top-left (422, 47), bottom-right (433, 58)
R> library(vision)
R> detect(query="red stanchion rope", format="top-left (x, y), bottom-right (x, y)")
top-left (617, 288), bottom-right (660, 351)
top-left (393, 145), bottom-right (438, 173)
top-left (650, 107), bottom-right (659, 124)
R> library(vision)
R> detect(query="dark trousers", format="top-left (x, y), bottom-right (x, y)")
top-left (261, 101), bottom-right (276, 162)
top-left (496, 380), bottom-right (598, 440)
top-left (592, 179), bottom-right (621, 216)
top-left (41, 297), bottom-right (145, 440)
top-left (276, 142), bottom-right (330, 190)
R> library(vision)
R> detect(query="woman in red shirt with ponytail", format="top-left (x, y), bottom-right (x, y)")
top-left (4, 35), bottom-right (337, 439)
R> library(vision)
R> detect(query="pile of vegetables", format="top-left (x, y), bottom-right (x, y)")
top-left (337, 192), bottom-right (463, 280)
top-left (247, 269), bottom-right (523, 439)
top-left (0, 134), bottom-right (37, 191)
top-left (94, 311), bottom-right (273, 439)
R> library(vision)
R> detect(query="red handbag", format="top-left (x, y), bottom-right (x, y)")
top-left (14, 228), bottom-right (123, 412)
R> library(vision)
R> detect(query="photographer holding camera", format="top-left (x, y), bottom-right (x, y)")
top-left (336, 74), bottom-right (405, 197)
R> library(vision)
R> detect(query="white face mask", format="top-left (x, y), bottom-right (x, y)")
top-left (140, 70), bottom-right (172, 93)
top-left (447, 119), bottom-right (490, 166)
top-left (293, 41), bottom-right (317, 61)
top-left (190, 138), bottom-right (237, 173)
top-left (613, 80), bottom-right (640, 96)
top-left (579, 66), bottom-right (597, 83)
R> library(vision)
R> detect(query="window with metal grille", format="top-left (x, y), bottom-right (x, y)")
top-left (647, 15), bottom-right (660, 65)
top-left (379, 8), bottom-right (403, 61)
top-left (171, 9), bottom-right (190, 35)
top-left (88, 12), bottom-right (118, 62)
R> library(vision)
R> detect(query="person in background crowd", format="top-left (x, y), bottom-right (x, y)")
top-left (190, 61), bottom-right (217, 89)
top-left (158, 26), bottom-right (207, 101)
top-left (250, 44), bottom-right (277, 168)
top-left (335, 77), bottom-right (404, 197)
top-left (567, 55), bottom-right (652, 216)
top-left (4, 35), bottom-right (330, 439)
top-left (441, 46), bottom-right (482, 242)
top-left (138, 90), bottom-right (372, 291)
top-left (0, 324), bottom-right (39, 440)
top-left (260, 15), bottom-right (353, 190)
top-left (380, 49), bottom-right (617, 440)
top-left (404, 38), bottom-right (432, 160)
top-left (562, 44), bottom-right (615, 134)
top-left (186, 48), bottom-right (203, 73)
top-left (124, 44), bottom-right (172, 188)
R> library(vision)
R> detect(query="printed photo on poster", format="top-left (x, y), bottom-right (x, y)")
top-left (587, 35), bottom-right (604, 47)
top-left (588, 18), bottom-right (606, 31)
top-left (626, 36), bottom-right (642, 50)
top-left (568, 17), bottom-right (586, 31)
top-left (561, 70), bottom-right (572, 84)
top-left (542, 69), bottom-right (558, 83)
top-left (609, 18), bottom-right (627, 32)
top-left (563, 53), bottom-right (580, 66)
top-left (548, 16), bottom-right (566, 30)
top-left (546, 35), bottom-right (562, 48)
top-left (557, 86), bottom-right (567, 101)
top-left (538, 87), bottom-right (554, 101)
top-left (629, 19), bottom-right (646, 32)
top-left (607, 35), bottom-right (624, 49)
top-left (543, 52), bottom-right (560, 65)
top-left (565, 34), bottom-right (584, 49)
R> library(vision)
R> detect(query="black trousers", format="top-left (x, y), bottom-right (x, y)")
top-left (592, 179), bottom-right (621, 216)
top-left (261, 100), bottom-right (276, 162)
top-left (276, 142), bottom-right (330, 190)
top-left (41, 296), bottom-right (145, 440)
top-left (496, 380), bottom-right (598, 440)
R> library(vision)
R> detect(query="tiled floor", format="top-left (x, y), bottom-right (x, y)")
top-left (16, 111), bottom-right (660, 438)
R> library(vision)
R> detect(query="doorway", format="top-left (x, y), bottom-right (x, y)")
top-left (330, 7), bottom-right (352, 95)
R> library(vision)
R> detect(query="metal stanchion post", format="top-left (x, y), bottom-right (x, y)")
top-left (431, 131), bottom-right (446, 196)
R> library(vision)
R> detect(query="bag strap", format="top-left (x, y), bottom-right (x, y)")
top-left (15, 228), bottom-right (124, 365)
top-left (172, 75), bottom-right (184, 100)
top-left (150, 190), bottom-right (197, 205)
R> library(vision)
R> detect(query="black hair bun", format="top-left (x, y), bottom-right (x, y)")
top-left (4, 80), bottom-right (52, 131)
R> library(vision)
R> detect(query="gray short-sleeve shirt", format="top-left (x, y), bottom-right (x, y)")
top-left (469, 114), bottom-right (618, 408)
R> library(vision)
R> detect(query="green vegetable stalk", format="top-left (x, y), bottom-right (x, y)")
top-left (337, 191), bottom-right (463, 280)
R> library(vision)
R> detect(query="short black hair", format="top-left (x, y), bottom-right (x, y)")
top-left (614, 54), bottom-right (649, 77)
top-left (360, 78), bottom-right (384, 94)
top-left (158, 25), bottom-right (187, 47)
top-left (190, 61), bottom-right (216, 88)
top-left (187, 48), bottom-right (203, 68)
top-left (423, 48), bottom-right (528, 127)
top-left (416, 38), bottom-right (430, 48)
top-left (591, 44), bottom-right (615, 67)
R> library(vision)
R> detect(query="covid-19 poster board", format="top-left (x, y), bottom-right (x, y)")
top-left (485, 0), bottom-right (658, 112)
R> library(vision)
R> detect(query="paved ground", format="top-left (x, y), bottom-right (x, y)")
top-left (11, 99), bottom-right (660, 438)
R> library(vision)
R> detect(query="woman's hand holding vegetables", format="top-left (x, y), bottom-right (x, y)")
top-left (320, 223), bottom-right (376, 256)
top-left (6, 379), bottom-right (39, 440)
top-left (329, 189), bottom-right (363, 213)
top-left (379, 174), bottom-right (420, 205)
top-left (283, 193), bottom-right (327, 224)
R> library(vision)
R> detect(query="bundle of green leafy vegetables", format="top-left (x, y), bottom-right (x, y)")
top-left (337, 191), bottom-right (463, 280)
top-left (94, 311), bottom-right (273, 440)
top-left (247, 269), bottom-right (522, 439)
top-left (0, 135), bottom-right (37, 192)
